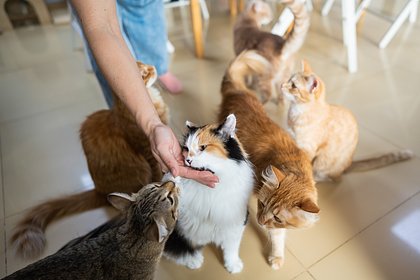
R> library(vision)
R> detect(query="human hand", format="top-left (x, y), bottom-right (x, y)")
top-left (148, 124), bottom-right (219, 187)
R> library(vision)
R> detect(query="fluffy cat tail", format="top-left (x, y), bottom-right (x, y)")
top-left (345, 149), bottom-right (414, 173)
top-left (226, 50), bottom-right (272, 92)
top-left (10, 189), bottom-right (108, 259)
top-left (280, 0), bottom-right (310, 59)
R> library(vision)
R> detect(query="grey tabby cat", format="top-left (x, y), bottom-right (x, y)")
top-left (3, 181), bottom-right (179, 280)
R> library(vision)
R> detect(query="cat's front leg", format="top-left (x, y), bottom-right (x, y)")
top-left (221, 229), bottom-right (245, 274)
top-left (268, 228), bottom-right (286, 269)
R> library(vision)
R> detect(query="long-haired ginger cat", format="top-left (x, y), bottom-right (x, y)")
top-left (219, 51), bottom-right (320, 269)
top-left (282, 61), bottom-right (413, 181)
top-left (11, 62), bottom-right (169, 259)
top-left (233, 0), bottom-right (310, 103)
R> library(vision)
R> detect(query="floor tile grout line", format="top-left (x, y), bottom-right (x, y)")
top-left (307, 189), bottom-right (420, 270)
top-left (0, 133), bottom-right (7, 275)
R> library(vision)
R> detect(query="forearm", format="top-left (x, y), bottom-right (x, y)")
top-left (71, 0), bottom-right (162, 136)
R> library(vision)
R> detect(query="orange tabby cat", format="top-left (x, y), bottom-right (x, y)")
top-left (281, 60), bottom-right (413, 181)
top-left (219, 51), bottom-right (319, 269)
top-left (11, 62), bottom-right (169, 259)
top-left (233, 0), bottom-right (309, 103)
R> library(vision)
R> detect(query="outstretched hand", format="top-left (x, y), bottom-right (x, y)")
top-left (148, 124), bottom-right (219, 187)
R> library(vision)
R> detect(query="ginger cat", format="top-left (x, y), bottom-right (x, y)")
top-left (233, 0), bottom-right (310, 103)
top-left (11, 62), bottom-right (169, 259)
top-left (281, 61), bottom-right (413, 181)
top-left (219, 51), bottom-right (319, 269)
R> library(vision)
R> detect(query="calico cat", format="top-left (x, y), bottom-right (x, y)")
top-left (163, 114), bottom-right (255, 274)
top-left (218, 51), bottom-right (319, 269)
top-left (281, 60), bottom-right (413, 181)
top-left (3, 181), bottom-right (179, 280)
top-left (11, 62), bottom-right (169, 259)
top-left (233, 0), bottom-right (310, 103)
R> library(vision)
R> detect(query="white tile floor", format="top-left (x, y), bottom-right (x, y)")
top-left (1, 1), bottom-right (420, 279)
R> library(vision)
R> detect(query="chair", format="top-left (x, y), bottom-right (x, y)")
top-left (0, 0), bottom-right (52, 31)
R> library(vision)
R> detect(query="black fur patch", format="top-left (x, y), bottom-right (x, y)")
top-left (164, 226), bottom-right (197, 256)
top-left (225, 137), bottom-right (245, 162)
top-left (243, 209), bottom-right (249, 226)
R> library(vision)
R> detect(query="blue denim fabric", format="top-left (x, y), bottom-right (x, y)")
top-left (71, 0), bottom-right (169, 108)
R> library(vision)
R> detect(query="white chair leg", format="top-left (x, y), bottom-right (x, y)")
top-left (342, 0), bottom-right (357, 72)
top-left (271, 6), bottom-right (294, 36)
top-left (355, 0), bottom-right (372, 22)
top-left (409, 0), bottom-right (418, 22)
top-left (321, 0), bottom-right (335, 16)
top-left (200, 0), bottom-right (209, 20)
top-left (306, 0), bottom-right (313, 12)
top-left (379, 0), bottom-right (417, 48)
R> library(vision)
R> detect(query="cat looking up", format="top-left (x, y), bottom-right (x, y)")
top-left (3, 181), bottom-right (179, 280)
top-left (281, 60), bottom-right (413, 181)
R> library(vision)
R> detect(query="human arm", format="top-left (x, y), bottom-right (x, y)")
top-left (70, 0), bottom-right (218, 187)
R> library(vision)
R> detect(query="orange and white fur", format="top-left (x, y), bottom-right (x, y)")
top-left (282, 61), bottom-right (413, 181)
top-left (219, 51), bottom-right (319, 269)
top-left (233, 0), bottom-right (310, 103)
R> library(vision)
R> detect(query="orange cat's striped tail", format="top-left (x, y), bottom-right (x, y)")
top-left (225, 50), bottom-right (272, 92)
top-left (10, 190), bottom-right (108, 259)
top-left (345, 149), bottom-right (414, 173)
top-left (281, 0), bottom-right (310, 59)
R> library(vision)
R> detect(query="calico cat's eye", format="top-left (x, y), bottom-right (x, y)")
top-left (182, 146), bottom-right (189, 152)
top-left (273, 216), bottom-right (283, 224)
top-left (199, 145), bottom-right (207, 151)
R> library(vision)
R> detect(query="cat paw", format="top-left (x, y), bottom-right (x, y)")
top-left (224, 258), bottom-right (244, 274)
top-left (268, 255), bottom-right (284, 270)
top-left (185, 252), bottom-right (204, 270)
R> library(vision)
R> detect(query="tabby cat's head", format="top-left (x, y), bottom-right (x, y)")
top-left (182, 114), bottom-right (247, 175)
top-left (108, 181), bottom-right (179, 243)
top-left (257, 165), bottom-right (319, 229)
top-left (247, 0), bottom-right (273, 26)
top-left (281, 60), bottom-right (325, 104)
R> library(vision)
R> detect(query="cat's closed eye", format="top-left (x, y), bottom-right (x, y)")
top-left (182, 146), bottom-right (189, 152)
top-left (273, 216), bottom-right (283, 224)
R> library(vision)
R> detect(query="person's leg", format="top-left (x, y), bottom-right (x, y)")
top-left (69, 2), bottom-right (114, 107)
top-left (117, 0), bottom-right (182, 94)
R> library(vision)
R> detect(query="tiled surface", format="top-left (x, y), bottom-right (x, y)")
top-left (1, 1), bottom-right (420, 279)
top-left (309, 192), bottom-right (420, 280)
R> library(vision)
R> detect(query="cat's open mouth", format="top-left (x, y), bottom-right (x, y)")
top-left (190, 166), bottom-right (215, 174)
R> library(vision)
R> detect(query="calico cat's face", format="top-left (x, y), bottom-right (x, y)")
top-left (257, 166), bottom-right (319, 229)
top-left (108, 181), bottom-right (179, 243)
top-left (182, 114), bottom-right (246, 175)
top-left (248, 1), bottom-right (273, 26)
top-left (281, 60), bottom-right (325, 104)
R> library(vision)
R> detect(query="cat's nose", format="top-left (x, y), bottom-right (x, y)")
top-left (186, 159), bottom-right (192, 165)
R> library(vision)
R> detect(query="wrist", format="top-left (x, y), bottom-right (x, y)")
top-left (140, 115), bottom-right (163, 138)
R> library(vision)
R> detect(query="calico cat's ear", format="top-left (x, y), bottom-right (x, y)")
top-left (262, 165), bottom-right (286, 187)
top-left (136, 61), bottom-right (157, 88)
top-left (217, 114), bottom-right (236, 138)
top-left (299, 198), bottom-right (320, 214)
top-left (108, 192), bottom-right (135, 212)
top-left (301, 60), bottom-right (313, 74)
top-left (145, 214), bottom-right (169, 243)
top-left (185, 120), bottom-right (199, 130)
top-left (308, 76), bottom-right (319, 94)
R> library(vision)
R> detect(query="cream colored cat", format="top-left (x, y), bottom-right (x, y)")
top-left (282, 61), bottom-right (413, 181)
